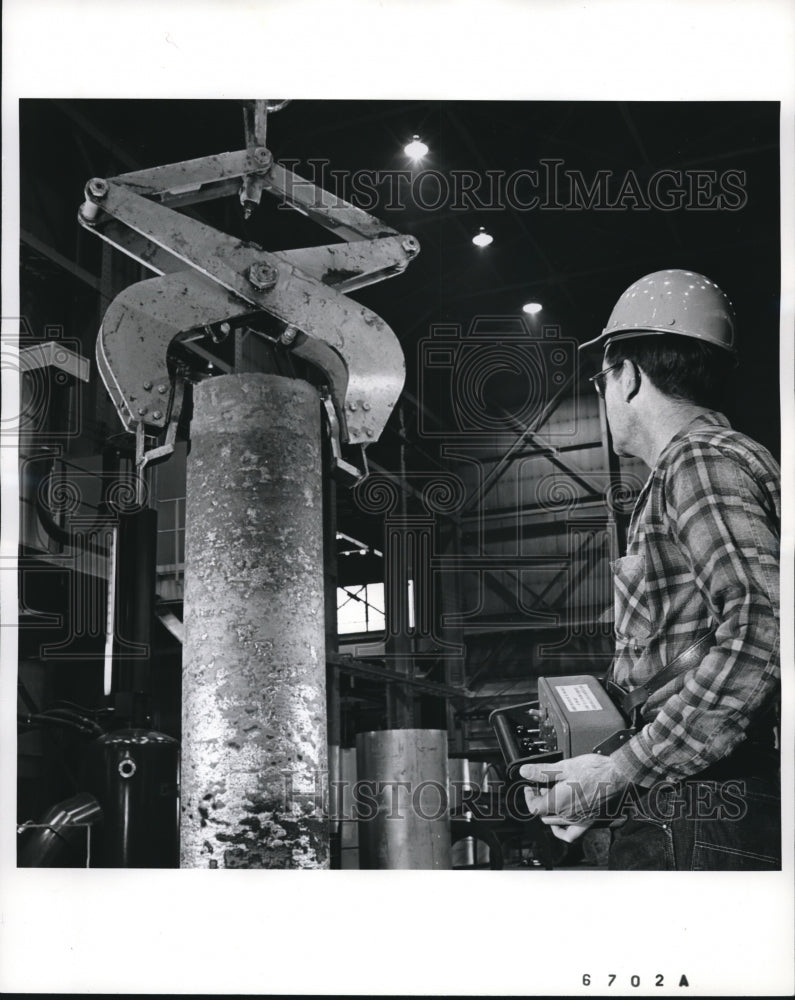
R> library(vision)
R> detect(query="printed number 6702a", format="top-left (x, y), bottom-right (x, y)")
top-left (582, 973), bottom-right (689, 988)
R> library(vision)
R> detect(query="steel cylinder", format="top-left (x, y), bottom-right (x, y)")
top-left (355, 729), bottom-right (452, 869)
top-left (181, 374), bottom-right (328, 868)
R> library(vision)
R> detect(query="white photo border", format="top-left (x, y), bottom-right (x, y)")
top-left (2, 1), bottom-right (793, 996)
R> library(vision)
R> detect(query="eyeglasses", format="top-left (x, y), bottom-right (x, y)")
top-left (589, 361), bottom-right (624, 398)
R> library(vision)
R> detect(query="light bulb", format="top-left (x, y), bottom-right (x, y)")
top-left (522, 302), bottom-right (543, 315)
top-left (472, 227), bottom-right (493, 248)
top-left (404, 134), bottom-right (429, 160)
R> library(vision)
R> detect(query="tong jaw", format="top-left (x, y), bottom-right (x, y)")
top-left (81, 122), bottom-right (418, 472)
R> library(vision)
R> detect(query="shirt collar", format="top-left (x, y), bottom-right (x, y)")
top-left (654, 409), bottom-right (731, 470)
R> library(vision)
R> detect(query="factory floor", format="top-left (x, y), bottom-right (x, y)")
top-left (337, 825), bottom-right (612, 869)
top-left (502, 857), bottom-right (607, 871)
top-left (451, 825), bottom-right (611, 871)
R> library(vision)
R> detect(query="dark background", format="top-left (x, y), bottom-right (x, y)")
top-left (21, 98), bottom-right (781, 455)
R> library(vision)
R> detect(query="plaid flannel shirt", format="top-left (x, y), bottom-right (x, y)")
top-left (608, 411), bottom-right (780, 786)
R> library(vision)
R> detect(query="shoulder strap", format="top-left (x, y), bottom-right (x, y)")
top-left (619, 627), bottom-right (716, 718)
top-left (594, 628), bottom-right (717, 757)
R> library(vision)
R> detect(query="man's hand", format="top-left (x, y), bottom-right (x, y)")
top-left (539, 817), bottom-right (595, 843)
top-left (519, 753), bottom-right (627, 823)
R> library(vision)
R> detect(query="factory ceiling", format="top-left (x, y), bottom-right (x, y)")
top-left (20, 99), bottom-right (781, 566)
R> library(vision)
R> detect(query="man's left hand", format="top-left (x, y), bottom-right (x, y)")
top-left (519, 753), bottom-right (627, 823)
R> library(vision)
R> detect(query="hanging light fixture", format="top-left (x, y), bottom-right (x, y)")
top-left (404, 134), bottom-right (429, 160)
top-left (472, 226), bottom-right (493, 248)
top-left (522, 302), bottom-right (543, 315)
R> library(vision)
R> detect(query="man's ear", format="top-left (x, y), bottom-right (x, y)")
top-left (623, 361), bottom-right (641, 402)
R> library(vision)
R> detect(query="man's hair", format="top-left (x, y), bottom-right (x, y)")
top-left (604, 334), bottom-right (737, 409)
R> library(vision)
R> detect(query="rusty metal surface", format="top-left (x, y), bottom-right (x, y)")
top-left (262, 160), bottom-right (400, 242)
top-left (96, 270), bottom-right (255, 432)
top-left (180, 374), bottom-right (328, 868)
top-left (240, 101), bottom-right (271, 216)
top-left (243, 101), bottom-right (269, 148)
top-left (83, 128), bottom-right (419, 478)
top-left (109, 148), bottom-right (270, 205)
top-left (272, 235), bottom-right (418, 293)
top-left (88, 218), bottom-right (185, 275)
top-left (90, 181), bottom-right (408, 445)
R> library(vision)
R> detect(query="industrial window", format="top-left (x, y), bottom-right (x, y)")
top-left (337, 582), bottom-right (385, 634)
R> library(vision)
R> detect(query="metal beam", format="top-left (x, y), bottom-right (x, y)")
top-left (21, 229), bottom-right (104, 295)
top-left (180, 339), bottom-right (233, 374)
top-left (460, 497), bottom-right (609, 527)
top-left (451, 441), bottom-right (602, 465)
top-left (478, 568), bottom-right (559, 625)
top-left (531, 530), bottom-right (599, 610)
top-left (54, 100), bottom-right (140, 172)
top-left (518, 426), bottom-right (606, 496)
top-left (328, 653), bottom-right (472, 700)
top-left (465, 632), bottom-right (514, 689)
top-left (460, 369), bottom-right (578, 514)
top-left (365, 458), bottom-right (463, 529)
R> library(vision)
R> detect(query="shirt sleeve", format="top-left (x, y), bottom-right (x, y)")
top-left (609, 442), bottom-right (780, 786)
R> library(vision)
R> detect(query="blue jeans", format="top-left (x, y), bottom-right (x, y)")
top-left (608, 747), bottom-right (780, 871)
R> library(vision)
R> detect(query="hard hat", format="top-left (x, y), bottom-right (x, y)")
top-left (579, 269), bottom-right (737, 354)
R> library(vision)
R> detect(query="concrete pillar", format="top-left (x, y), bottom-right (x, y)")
top-left (356, 729), bottom-right (452, 869)
top-left (180, 374), bottom-right (328, 868)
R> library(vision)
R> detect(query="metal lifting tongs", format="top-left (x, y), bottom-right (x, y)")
top-left (78, 100), bottom-right (420, 479)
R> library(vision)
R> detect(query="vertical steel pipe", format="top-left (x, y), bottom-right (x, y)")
top-left (181, 374), bottom-right (328, 868)
top-left (356, 729), bottom-right (452, 869)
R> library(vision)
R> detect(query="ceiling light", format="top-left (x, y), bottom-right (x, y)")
top-left (404, 134), bottom-right (428, 160)
top-left (472, 227), bottom-right (493, 248)
top-left (522, 302), bottom-right (543, 315)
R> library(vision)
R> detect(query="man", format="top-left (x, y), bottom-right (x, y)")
top-left (521, 269), bottom-right (781, 870)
